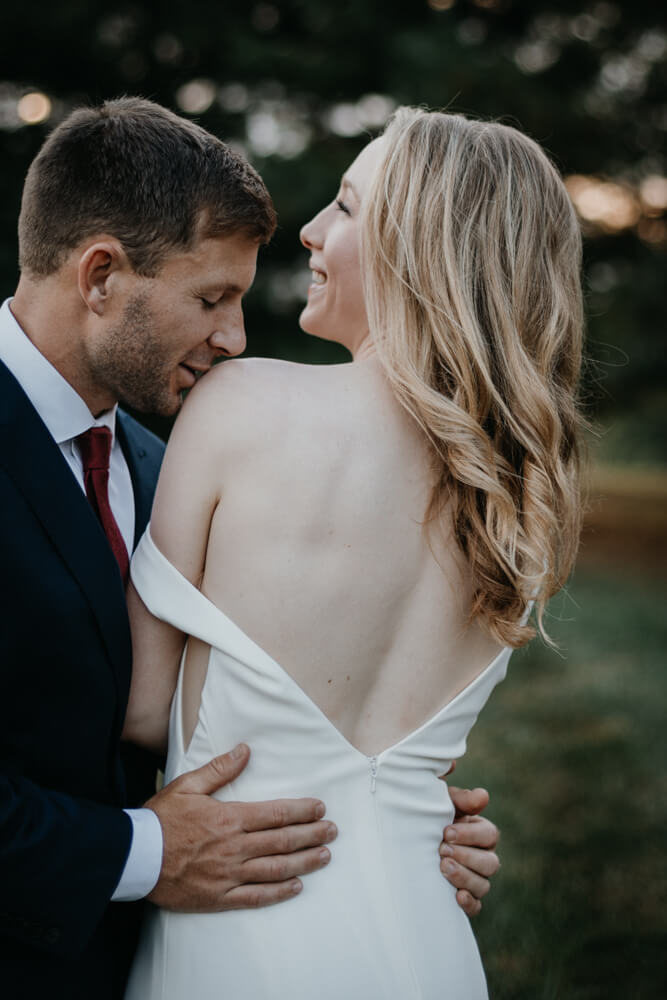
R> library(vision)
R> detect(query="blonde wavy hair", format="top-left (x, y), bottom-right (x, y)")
top-left (361, 107), bottom-right (586, 647)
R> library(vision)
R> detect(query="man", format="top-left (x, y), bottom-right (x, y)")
top-left (0, 97), bottom-right (498, 999)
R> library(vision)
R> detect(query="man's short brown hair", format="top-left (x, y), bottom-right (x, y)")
top-left (18, 96), bottom-right (276, 277)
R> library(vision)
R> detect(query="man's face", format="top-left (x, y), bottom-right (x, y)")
top-left (89, 232), bottom-right (259, 416)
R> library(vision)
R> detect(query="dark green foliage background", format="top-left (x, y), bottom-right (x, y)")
top-left (456, 564), bottom-right (667, 998)
top-left (1, 0), bottom-right (665, 453)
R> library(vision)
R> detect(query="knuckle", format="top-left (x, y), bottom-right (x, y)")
top-left (167, 773), bottom-right (186, 793)
top-left (266, 858), bottom-right (288, 881)
top-left (274, 830), bottom-right (294, 854)
top-left (211, 756), bottom-right (231, 780)
top-left (480, 821), bottom-right (499, 846)
top-left (271, 802), bottom-right (288, 827)
top-left (483, 825), bottom-right (499, 848)
top-left (217, 804), bottom-right (239, 832)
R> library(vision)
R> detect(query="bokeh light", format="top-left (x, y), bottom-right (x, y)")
top-left (640, 175), bottom-right (667, 214)
top-left (566, 175), bottom-right (641, 232)
top-left (17, 92), bottom-right (51, 125)
top-left (427, 0), bottom-right (456, 11)
top-left (175, 80), bottom-right (216, 115)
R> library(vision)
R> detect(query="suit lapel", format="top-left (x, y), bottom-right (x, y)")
top-left (116, 412), bottom-right (158, 548)
top-left (0, 362), bottom-right (131, 690)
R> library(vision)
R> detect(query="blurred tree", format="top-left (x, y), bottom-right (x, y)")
top-left (0, 0), bottom-right (664, 454)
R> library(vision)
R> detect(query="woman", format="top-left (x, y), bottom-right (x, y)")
top-left (124, 107), bottom-right (584, 998)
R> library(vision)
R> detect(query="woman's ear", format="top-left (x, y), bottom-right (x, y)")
top-left (77, 239), bottom-right (128, 315)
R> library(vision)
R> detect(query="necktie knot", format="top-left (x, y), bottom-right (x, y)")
top-left (77, 426), bottom-right (112, 472)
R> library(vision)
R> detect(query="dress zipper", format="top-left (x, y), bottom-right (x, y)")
top-left (369, 755), bottom-right (378, 793)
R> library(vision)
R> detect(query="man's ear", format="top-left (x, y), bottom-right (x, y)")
top-left (77, 239), bottom-right (128, 315)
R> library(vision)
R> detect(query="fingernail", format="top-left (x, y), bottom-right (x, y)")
top-left (326, 823), bottom-right (338, 842)
top-left (291, 879), bottom-right (302, 895)
top-left (443, 860), bottom-right (457, 875)
top-left (319, 848), bottom-right (331, 865)
top-left (440, 844), bottom-right (454, 857)
top-left (445, 828), bottom-right (457, 843)
top-left (231, 743), bottom-right (246, 759)
top-left (315, 802), bottom-right (326, 819)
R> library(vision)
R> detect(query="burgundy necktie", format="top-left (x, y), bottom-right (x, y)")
top-left (77, 426), bottom-right (130, 583)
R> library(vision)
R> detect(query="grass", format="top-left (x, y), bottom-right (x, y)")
top-left (453, 564), bottom-right (667, 998)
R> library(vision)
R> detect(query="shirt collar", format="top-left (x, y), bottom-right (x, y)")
top-left (0, 297), bottom-right (118, 443)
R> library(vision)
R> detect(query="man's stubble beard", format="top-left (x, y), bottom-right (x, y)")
top-left (91, 291), bottom-right (182, 417)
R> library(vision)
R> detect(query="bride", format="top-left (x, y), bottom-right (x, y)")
top-left (123, 107), bottom-right (584, 998)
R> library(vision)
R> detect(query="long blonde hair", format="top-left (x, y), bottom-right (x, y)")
top-left (362, 108), bottom-right (585, 647)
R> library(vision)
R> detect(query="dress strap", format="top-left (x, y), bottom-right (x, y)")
top-left (130, 526), bottom-right (278, 672)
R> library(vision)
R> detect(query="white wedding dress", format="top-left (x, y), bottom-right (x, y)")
top-left (125, 528), bottom-right (511, 1000)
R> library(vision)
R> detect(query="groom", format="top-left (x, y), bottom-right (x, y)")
top-left (0, 97), bottom-right (499, 999)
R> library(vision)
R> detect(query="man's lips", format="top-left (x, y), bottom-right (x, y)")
top-left (178, 363), bottom-right (210, 386)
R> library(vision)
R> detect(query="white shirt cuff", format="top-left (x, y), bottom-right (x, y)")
top-left (111, 808), bottom-right (164, 902)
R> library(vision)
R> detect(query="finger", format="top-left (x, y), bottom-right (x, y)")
top-left (222, 878), bottom-right (304, 910)
top-left (239, 798), bottom-right (327, 832)
top-left (440, 844), bottom-right (500, 879)
top-left (443, 815), bottom-right (499, 850)
top-left (448, 786), bottom-right (489, 818)
top-left (245, 820), bottom-right (337, 859)
top-left (174, 744), bottom-right (250, 796)
top-left (440, 856), bottom-right (490, 901)
top-left (455, 889), bottom-right (482, 918)
top-left (241, 844), bottom-right (332, 884)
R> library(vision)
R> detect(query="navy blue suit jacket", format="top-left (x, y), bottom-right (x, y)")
top-left (0, 361), bottom-right (165, 998)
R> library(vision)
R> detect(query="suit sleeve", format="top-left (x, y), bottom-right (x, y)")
top-left (0, 774), bottom-right (133, 958)
top-left (0, 399), bottom-right (164, 962)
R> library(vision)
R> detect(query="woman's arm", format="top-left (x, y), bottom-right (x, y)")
top-left (122, 376), bottom-right (225, 752)
top-left (122, 581), bottom-right (186, 752)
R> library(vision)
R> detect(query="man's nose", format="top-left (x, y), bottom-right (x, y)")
top-left (209, 311), bottom-right (246, 357)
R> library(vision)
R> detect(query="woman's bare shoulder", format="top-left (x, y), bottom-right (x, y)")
top-left (194, 355), bottom-right (330, 395)
top-left (175, 357), bottom-right (340, 456)
top-left (189, 357), bottom-right (346, 416)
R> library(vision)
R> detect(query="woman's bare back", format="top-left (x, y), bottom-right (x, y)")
top-left (180, 357), bottom-right (502, 756)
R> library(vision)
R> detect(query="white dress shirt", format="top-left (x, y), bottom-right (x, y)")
top-left (0, 298), bottom-right (163, 901)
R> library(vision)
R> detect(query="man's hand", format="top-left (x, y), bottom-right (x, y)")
top-left (440, 784), bottom-right (500, 917)
top-left (145, 743), bottom-right (337, 911)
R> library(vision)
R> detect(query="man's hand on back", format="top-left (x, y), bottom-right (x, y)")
top-left (145, 743), bottom-right (337, 910)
